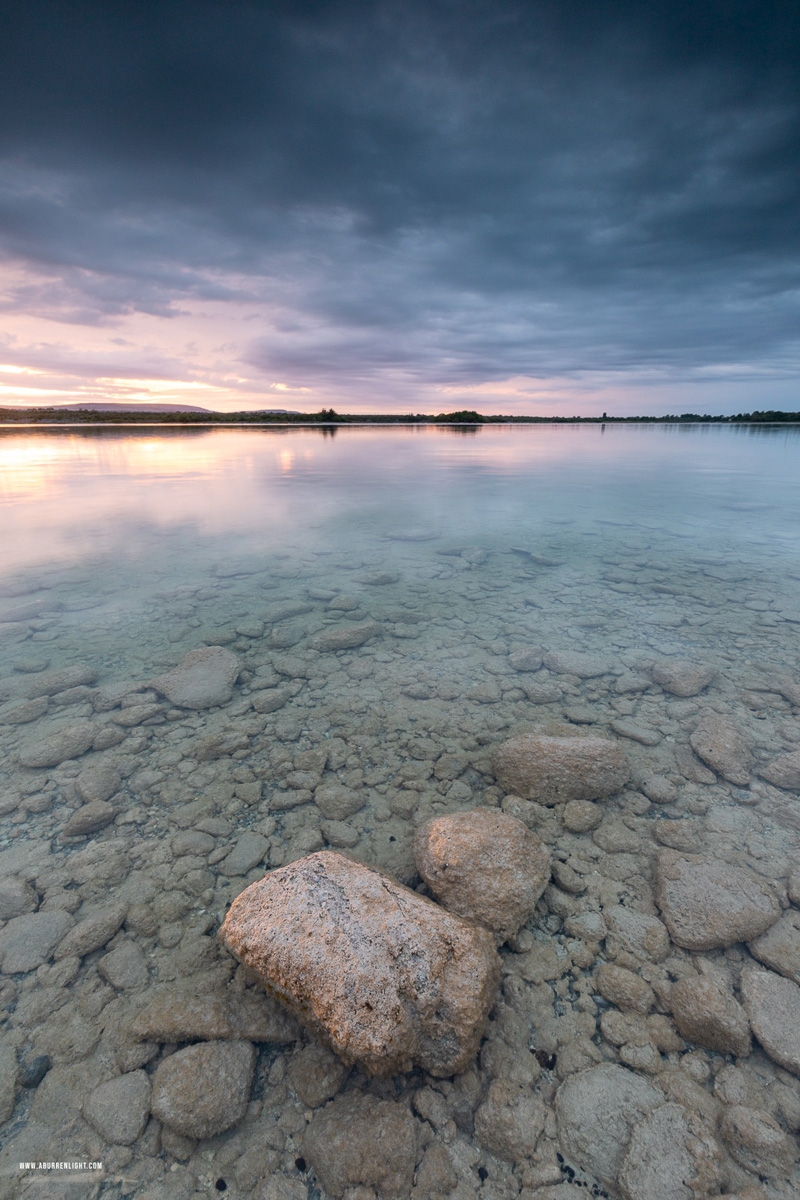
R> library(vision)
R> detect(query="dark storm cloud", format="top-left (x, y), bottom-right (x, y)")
top-left (1, 0), bottom-right (799, 401)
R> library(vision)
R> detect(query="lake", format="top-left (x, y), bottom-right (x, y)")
top-left (1, 422), bottom-right (799, 1199)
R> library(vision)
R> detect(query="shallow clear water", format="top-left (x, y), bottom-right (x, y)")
top-left (1, 422), bottom-right (799, 1199)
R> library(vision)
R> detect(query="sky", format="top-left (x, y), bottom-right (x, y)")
top-left (1, 0), bottom-right (799, 416)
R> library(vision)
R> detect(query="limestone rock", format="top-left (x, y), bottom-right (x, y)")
top-left (542, 650), bottom-right (613, 678)
top-left (54, 902), bottom-right (127, 960)
top-left (413, 808), bottom-right (550, 941)
top-left (288, 1042), bottom-right (350, 1108)
top-left (748, 909), bottom-right (800, 984)
top-left (312, 621), bottom-right (380, 651)
top-left (19, 721), bottom-right (97, 768)
top-left (0, 877), bottom-right (38, 921)
top-left (130, 988), bottom-right (298, 1044)
top-left (218, 851), bottom-right (501, 1077)
top-left (758, 748), bottom-right (800, 791)
top-left (61, 801), bottom-right (117, 838)
top-left (604, 905), bottom-right (670, 962)
top-left (508, 646), bottom-right (543, 672)
top-left (0, 697), bottom-right (48, 725)
top-left (474, 1080), bottom-right (546, 1163)
top-left (493, 734), bottom-right (630, 805)
top-left (302, 1091), bottom-right (418, 1199)
top-left (652, 660), bottom-right (717, 697)
top-left (83, 1071), bottom-right (151, 1145)
top-left (741, 967), bottom-right (800, 1076)
top-left (669, 976), bottom-right (751, 1056)
top-left (151, 646), bottom-right (242, 709)
top-left (655, 851), bottom-right (780, 950)
top-left (689, 716), bottom-right (754, 786)
top-left (150, 1040), bottom-right (255, 1138)
top-left (313, 783), bottom-right (364, 820)
top-left (75, 763), bottom-right (122, 804)
top-left (23, 664), bottom-right (98, 699)
top-left (718, 1104), bottom-right (798, 1178)
top-left (99, 941), bottom-right (149, 990)
top-left (595, 964), bottom-right (655, 1014)
top-left (555, 1064), bottom-right (662, 1189)
top-left (0, 910), bottom-right (74, 973)
top-left (619, 1103), bottom-right (722, 1200)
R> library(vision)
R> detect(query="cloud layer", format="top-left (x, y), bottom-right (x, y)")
top-left (1, 0), bottom-right (799, 413)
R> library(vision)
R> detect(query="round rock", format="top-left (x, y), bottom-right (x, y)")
top-left (413, 808), bottom-right (550, 941)
top-left (302, 1091), bottom-right (418, 1199)
top-left (151, 646), bottom-right (242, 709)
top-left (669, 975), bottom-right (751, 1057)
top-left (618, 1103), bottom-right (722, 1200)
top-left (493, 734), bottom-right (630, 805)
top-left (150, 1040), bottom-right (255, 1138)
top-left (740, 967), bottom-right (800, 1076)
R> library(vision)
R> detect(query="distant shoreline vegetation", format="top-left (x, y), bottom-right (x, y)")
top-left (1, 406), bottom-right (799, 426)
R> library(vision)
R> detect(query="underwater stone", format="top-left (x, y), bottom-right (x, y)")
top-left (759, 748), bottom-right (800, 790)
top-left (83, 1070), bottom-right (151, 1145)
top-left (493, 734), bottom-right (630, 804)
top-left (749, 909), bottom-right (800, 984)
top-left (542, 650), bottom-right (614, 677)
top-left (689, 715), bottom-right (754, 785)
top-left (19, 720), bottom-right (97, 767)
top-left (219, 851), bottom-right (500, 1077)
top-left (312, 620), bottom-right (380, 651)
top-left (618, 1102), bottom-right (722, 1200)
top-left (302, 1091), bottom-right (418, 1199)
top-left (651, 659), bottom-right (717, 697)
top-left (151, 1040), bottom-right (255, 1139)
top-left (741, 967), bottom-right (800, 1076)
top-left (151, 645), bottom-right (242, 709)
top-left (22, 663), bottom-right (98, 698)
top-left (669, 975), bottom-right (751, 1056)
top-left (413, 808), bottom-right (550, 941)
top-left (656, 851), bottom-right (780, 950)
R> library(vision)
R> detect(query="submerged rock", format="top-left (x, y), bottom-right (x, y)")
top-left (669, 975), bottom-right (751, 1056)
top-left (542, 650), bottom-right (614, 677)
top-left (150, 1040), bottom-right (255, 1138)
top-left (748, 909), bottom-right (800, 984)
top-left (492, 734), bottom-right (630, 804)
top-left (302, 1091), bottom-right (418, 1199)
top-left (758, 748), bottom-right (800, 791)
top-left (83, 1071), bottom-right (151, 1145)
top-left (741, 967), bottom-right (800, 1076)
top-left (312, 620), bottom-right (380, 651)
top-left (19, 720), bottom-right (97, 768)
top-left (689, 715), bottom-right (754, 785)
top-left (22, 664), bottom-right (98, 698)
top-left (651, 660), bottom-right (717, 697)
top-left (655, 850), bottom-right (780, 950)
top-left (130, 987), bottom-right (298, 1044)
top-left (151, 646), bottom-right (242, 709)
top-left (555, 1064), bottom-right (662, 1190)
top-left (218, 851), bottom-right (500, 1077)
top-left (0, 910), bottom-right (74, 973)
top-left (618, 1102), bottom-right (722, 1200)
top-left (413, 808), bottom-right (550, 941)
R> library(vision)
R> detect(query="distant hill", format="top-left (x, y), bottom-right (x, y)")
top-left (51, 401), bottom-right (212, 414)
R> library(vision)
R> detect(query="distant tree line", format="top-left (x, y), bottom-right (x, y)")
top-left (1, 406), bottom-right (798, 425)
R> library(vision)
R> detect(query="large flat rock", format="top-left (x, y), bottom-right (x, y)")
top-left (655, 851), bottom-right (780, 950)
top-left (218, 851), bottom-right (501, 1077)
top-left (151, 646), bottom-right (242, 709)
top-left (741, 967), bottom-right (800, 1076)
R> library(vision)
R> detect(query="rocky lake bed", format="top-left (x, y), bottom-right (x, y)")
top-left (0, 505), bottom-right (800, 1200)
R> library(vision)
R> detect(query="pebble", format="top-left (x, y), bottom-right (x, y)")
top-left (98, 940), bottom-right (149, 989)
top-left (151, 1040), bottom-right (255, 1139)
top-left (287, 1042), bottom-right (350, 1108)
top-left (0, 877), bottom-right (38, 920)
top-left (759, 748), bottom-right (800, 790)
top-left (313, 783), bottom-right (364, 820)
top-left (655, 851), bottom-right (780, 950)
top-left (474, 1080), bottom-right (546, 1163)
top-left (54, 902), bottom-right (128, 960)
top-left (75, 762), bottom-right (122, 804)
top-left (543, 650), bottom-right (614, 677)
top-left (594, 964), bottom-right (655, 1014)
top-left (413, 808), bottom-right (551, 941)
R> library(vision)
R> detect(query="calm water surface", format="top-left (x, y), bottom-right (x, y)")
top-left (1, 423), bottom-right (799, 1199)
